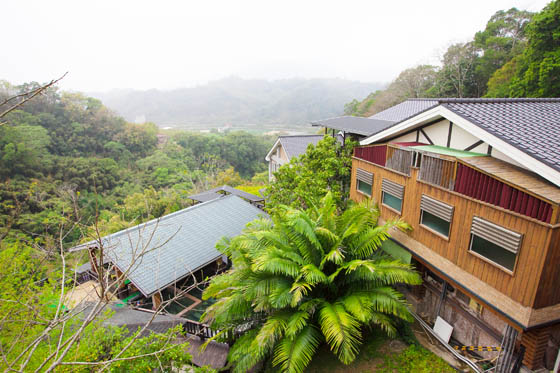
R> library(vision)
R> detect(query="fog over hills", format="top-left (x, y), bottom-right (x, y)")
top-left (90, 77), bottom-right (383, 129)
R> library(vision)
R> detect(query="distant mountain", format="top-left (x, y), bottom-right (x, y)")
top-left (90, 77), bottom-right (383, 127)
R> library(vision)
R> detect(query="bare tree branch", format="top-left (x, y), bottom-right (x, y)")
top-left (0, 72), bottom-right (67, 123)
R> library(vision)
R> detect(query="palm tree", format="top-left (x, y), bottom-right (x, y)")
top-left (202, 192), bottom-right (422, 373)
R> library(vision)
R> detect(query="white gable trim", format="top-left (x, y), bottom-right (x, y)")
top-left (439, 106), bottom-right (560, 187)
top-left (360, 105), bottom-right (560, 187)
top-left (360, 106), bottom-right (444, 145)
top-left (265, 138), bottom-right (282, 161)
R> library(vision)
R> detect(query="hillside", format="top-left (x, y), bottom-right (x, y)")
top-left (90, 77), bottom-right (382, 128)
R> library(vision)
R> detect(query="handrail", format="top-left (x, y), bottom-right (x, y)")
top-left (410, 311), bottom-right (482, 373)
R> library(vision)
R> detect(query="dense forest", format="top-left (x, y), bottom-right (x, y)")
top-left (345, 2), bottom-right (560, 116)
top-left (0, 82), bottom-right (274, 246)
top-left (91, 77), bottom-right (382, 128)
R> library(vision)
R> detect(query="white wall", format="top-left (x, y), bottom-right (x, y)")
top-left (387, 118), bottom-right (527, 170)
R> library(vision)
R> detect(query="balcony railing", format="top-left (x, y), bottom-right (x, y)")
top-left (386, 146), bottom-right (413, 176)
top-left (418, 153), bottom-right (456, 190)
top-left (353, 144), bottom-right (554, 223)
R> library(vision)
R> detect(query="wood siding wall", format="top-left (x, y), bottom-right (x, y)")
top-left (351, 158), bottom-right (558, 309)
top-left (534, 226), bottom-right (560, 308)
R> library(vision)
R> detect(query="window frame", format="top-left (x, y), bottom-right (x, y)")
top-left (468, 234), bottom-right (518, 274)
top-left (355, 168), bottom-right (374, 197)
top-left (418, 195), bottom-right (454, 240)
top-left (357, 179), bottom-right (372, 196)
top-left (381, 190), bottom-right (403, 214)
top-left (381, 179), bottom-right (404, 214)
top-left (467, 217), bottom-right (522, 275)
top-left (420, 210), bottom-right (451, 240)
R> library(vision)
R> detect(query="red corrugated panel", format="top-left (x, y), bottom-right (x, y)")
top-left (354, 145), bottom-right (387, 166)
top-left (454, 163), bottom-right (552, 223)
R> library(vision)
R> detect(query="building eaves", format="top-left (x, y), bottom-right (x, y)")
top-left (310, 116), bottom-right (394, 137)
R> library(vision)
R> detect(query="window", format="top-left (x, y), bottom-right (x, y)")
top-left (420, 195), bottom-right (453, 237)
top-left (383, 193), bottom-right (402, 212)
top-left (356, 168), bottom-right (373, 196)
top-left (469, 217), bottom-right (522, 272)
top-left (357, 180), bottom-right (372, 195)
top-left (381, 179), bottom-right (404, 213)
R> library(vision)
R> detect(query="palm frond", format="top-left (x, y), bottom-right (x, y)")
top-left (320, 247), bottom-right (345, 269)
top-left (367, 311), bottom-right (397, 337)
top-left (368, 287), bottom-right (414, 322)
top-left (289, 281), bottom-right (312, 307)
top-left (272, 325), bottom-right (322, 373)
top-left (229, 330), bottom-right (264, 373)
top-left (343, 259), bottom-right (422, 286)
top-left (301, 264), bottom-right (328, 285)
top-left (314, 226), bottom-right (339, 251)
top-left (253, 257), bottom-right (301, 278)
top-left (254, 311), bottom-right (290, 353)
top-left (318, 302), bottom-right (362, 364)
top-left (285, 310), bottom-right (311, 336)
top-left (270, 279), bottom-right (295, 308)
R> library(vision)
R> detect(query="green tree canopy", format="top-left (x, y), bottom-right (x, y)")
top-left (265, 136), bottom-right (354, 211)
top-left (508, 0), bottom-right (560, 96)
top-left (202, 193), bottom-right (421, 373)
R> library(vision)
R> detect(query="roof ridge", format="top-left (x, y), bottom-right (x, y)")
top-left (408, 97), bottom-right (560, 103)
top-left (278, 134), bottom-right (324, 138)
top-left (405, 98), bottom-right (440, 102)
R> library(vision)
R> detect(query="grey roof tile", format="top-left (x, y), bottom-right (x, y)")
top-left (364, 98), bottom-right (560, 173)
top-left (75, 196), bottom-right (265, 296)
top-left (188, 186), bottom-right (264, 203)
top-left (369, 99), bottom-right (439, 122)
top-left (187, 191), bottom-right (222, 203)
top-left (208, 185), bottom-right (264, 202)
top-left (441, 98), bottom-right (560, 172)
top-left (278, 135), bottom-right (324, 159)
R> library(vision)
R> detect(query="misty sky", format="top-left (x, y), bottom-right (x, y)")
top-left (2, 0), bottom-right (551, 92)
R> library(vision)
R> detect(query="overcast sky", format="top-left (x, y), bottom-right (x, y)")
top-left (2, 0), bottom-right (551, 92)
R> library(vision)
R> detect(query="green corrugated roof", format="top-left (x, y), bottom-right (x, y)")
top-left (410, 145), bottom-right (487, 158)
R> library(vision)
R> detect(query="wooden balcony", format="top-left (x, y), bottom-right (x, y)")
top-left (354, 144), bottom-right (559, 223)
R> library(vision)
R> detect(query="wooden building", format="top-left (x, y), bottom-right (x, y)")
top-left (348, 98), bottom-right (560, 371)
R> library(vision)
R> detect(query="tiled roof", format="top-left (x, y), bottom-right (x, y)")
top-left (186, 191), bottom-right (222, 203)
top-left (188, 185), bottom-right (264, 203)
top-left (213, 185), bottom-right (264, 202)
top-left (278, 135), bottom-right (324, 159)
top-left (310, 117), bottom-right (394, 136)
top-left (72, 195), bottom-right (265, 296)
top-left (441, 98), bottom-right (560, 172)
top-left (363, 98), bottom-right (560, 173)
top-left (369, 99), bottom-right (439, 122)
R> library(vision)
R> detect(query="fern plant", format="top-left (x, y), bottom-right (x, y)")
top-left (202, 192), bottom-right (421, 373)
